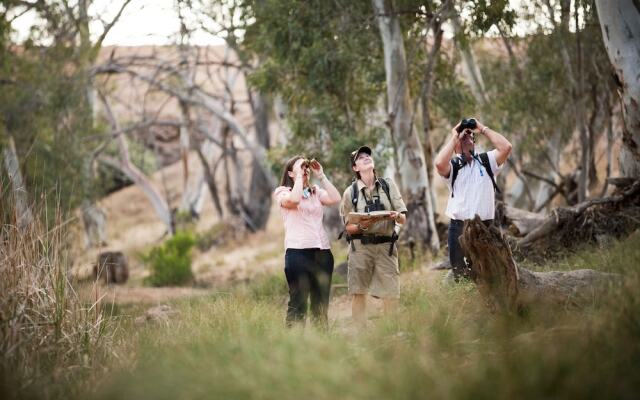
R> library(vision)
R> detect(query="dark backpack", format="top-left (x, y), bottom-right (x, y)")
top-left (350, 177), bottom-right (392, 210)
top-left (343, 177), bottom-right (398, 256)
top-left (450, 152), bottom-right (500, 198)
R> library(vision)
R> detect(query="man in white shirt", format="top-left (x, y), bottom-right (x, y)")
top-left (434, 118), bottom-right (512, 280)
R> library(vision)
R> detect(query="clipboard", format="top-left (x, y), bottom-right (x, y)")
top-left (346, 210), bottom-right (393, 225)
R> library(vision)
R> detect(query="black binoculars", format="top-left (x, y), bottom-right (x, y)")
top-left (456, 118), bottom-right (477, 133)
top-left (301, 159), bottom-right (319, 170)
top-left (364, 197), bottom-right (386, 213)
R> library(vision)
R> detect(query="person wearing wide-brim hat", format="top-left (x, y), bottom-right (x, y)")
top-left (339, 146), bottom-right (407, 327)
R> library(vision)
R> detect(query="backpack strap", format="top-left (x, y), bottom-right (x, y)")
top-left (351, 178), bottom-right (393, 209)
top-left (377, 177), bottom-right (393, 207)
top-left (479, 152), bottom-right (500, 193)
top-left (350, 180), bottom-right (359, 208)
top-left (342, 178), bottom-right (398, 249)
top-left (450, 157), bottom-right (464, 198)
top-left (340, 181), bottom-right (360, 248)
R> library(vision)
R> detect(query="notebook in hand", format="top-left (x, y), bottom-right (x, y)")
top-left (346, 210), bottom-right (393, 224)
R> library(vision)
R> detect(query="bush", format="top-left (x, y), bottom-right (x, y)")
top-left (143, 232), bottom-right (196, 287)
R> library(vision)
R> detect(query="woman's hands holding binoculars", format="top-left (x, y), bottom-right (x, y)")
top-left (308, 159), bottom-right (324, 178)
top-left (293, 158), bottom-right (324, 180)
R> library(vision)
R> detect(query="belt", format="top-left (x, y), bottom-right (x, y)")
top-left (350, 235), bottom-right (395, 245)
top-left (450, 219), bottom-right (493, 226)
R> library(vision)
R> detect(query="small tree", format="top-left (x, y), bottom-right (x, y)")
top-left (144, 231), bottom-right (196, 287)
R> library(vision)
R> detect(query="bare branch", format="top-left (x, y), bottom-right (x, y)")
top-left (93, 0), bottom-right (133, 51)
top-left (93, 61), bottom-right (276, 188)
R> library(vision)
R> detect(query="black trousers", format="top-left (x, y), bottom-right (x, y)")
top-left (448, 220), bottom-right (468, 280)
top-left (284, 248), bottom-right (334, 326)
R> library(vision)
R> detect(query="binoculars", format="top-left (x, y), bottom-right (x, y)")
top-left (364, 197), bottom-right (386, 213)
top-left (301, 159), bottom-right (320, 170)
top-left (456, 118), bottom-right (477, 133)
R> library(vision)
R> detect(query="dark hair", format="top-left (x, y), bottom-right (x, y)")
top-left (280, 155), bottom-right (305, 188)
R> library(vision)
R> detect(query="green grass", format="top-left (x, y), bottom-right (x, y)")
top-left (43, 233), bottom-right (640, 399)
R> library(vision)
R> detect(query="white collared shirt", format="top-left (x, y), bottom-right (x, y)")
top-left (441, 149), bottom-right (503, 221)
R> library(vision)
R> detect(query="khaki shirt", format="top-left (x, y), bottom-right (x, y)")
top-left (340, 178), bottom-right (408, 236)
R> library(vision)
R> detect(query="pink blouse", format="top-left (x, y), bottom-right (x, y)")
top-left (274, 185), bottom-right (331, 250)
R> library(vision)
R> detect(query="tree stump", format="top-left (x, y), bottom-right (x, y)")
top-left (94, 251), bottom-right (129, 284)
top-left (459, 216), bottom-right (620, 312)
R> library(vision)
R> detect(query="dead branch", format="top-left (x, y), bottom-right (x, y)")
top-left (93, 61), bottom-right (276, 189)
top-left (518, 179), bottom-right (640, 248)
top-left (96, 91), bottom-right (173, 233)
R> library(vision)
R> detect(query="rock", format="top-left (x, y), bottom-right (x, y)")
top-left (430, 258), bottom-right (451, 270)
top-left (94, 251), bottom-right (129, 284)
top-left (134, 304), bottom-right (177, 325)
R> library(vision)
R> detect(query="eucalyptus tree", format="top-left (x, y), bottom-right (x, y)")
top-left (595, 0), bottom-right (640, 179)
top-left (185, 0), bottom-right (277, 231)
top-left (371, 0), bottom-right (447, 251)
top-left (0, 1), bottom-right (132, 231)
top-left (476, 1), bottom-right (617, 209)
top-left (242, 0), bottom-right (468, 250)
top-left (244, 0), bottom-right (386, 184)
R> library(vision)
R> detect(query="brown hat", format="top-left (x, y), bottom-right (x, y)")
top-left (350, 145), bottom-right (372, 166)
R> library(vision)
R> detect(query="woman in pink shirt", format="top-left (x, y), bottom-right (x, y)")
top-left (274, 155), bottom-right (341, 327)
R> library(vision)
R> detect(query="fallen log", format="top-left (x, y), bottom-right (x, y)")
top-left (459, 216), bottom-right (620, 312)
top-left (517, 179), bottom-right (640, 249)
top-left (495, 201), bottom-right (546, 236)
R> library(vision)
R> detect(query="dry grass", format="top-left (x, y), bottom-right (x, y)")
top-left (0, 200), bottom-right (116, 398)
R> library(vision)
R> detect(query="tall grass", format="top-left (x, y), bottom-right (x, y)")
top-left (0, 197), bottom-right (115, 399)
top-left (89, 233), bottom-right (640, 400)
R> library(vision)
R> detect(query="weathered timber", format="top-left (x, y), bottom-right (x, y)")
top-left (460, 216), bottom-right (620, 312)
top-left (518, 179), bottom-right (640, 248)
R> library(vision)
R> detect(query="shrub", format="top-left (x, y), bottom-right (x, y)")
top-left (144, 231), bottom-right (196, 287)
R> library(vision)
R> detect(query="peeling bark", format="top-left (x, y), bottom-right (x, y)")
top-left (595, 0), bottom-right (640, 178)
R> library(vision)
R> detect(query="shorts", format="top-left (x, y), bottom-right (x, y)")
top-left (347, 241), bottom-right (399, 299)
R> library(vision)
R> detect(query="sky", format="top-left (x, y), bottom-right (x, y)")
top-left (9, 0), bottom-right (223, 46)
top-left (7, 0), bottom-right (545, 47)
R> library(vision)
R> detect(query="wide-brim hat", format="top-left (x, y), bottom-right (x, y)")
top-left (350, 145), bottom-right (372, 166)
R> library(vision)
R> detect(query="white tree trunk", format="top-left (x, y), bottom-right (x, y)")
top-left (595, 0), bottom-right (640, 178)
top-left (99, 150), bottom-right (173, 235)
top-left (3, 136), bottom-right (33, 229)
top-left (372, 0), bottom-right (439, 251)
top-left (451, 13), bottom-right (487, 108)
top-left (246, 90), bottom-right (273, 230)
top-left (97, 93), bottom-right (173, 234)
